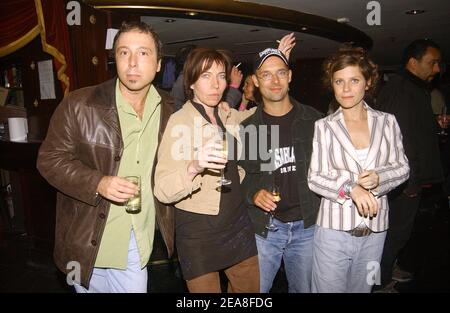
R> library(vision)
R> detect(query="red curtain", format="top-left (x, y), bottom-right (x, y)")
top-left (0, 0), bottom-right (74, 95)
top-left (0, 0), bottom-right (39, 51)
top-left (39, 0), bottom-right (74, 94)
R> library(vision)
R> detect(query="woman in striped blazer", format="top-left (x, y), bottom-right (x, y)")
top-left (307, 47), bottom-right (410, 293)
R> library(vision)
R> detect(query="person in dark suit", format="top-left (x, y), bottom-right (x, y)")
top-left (375, 39), bottom-right (444, 292)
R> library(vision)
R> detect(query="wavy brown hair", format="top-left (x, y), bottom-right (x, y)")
top-left (323, 45), bottom-right (379, 93)
top-left (323, 45), bottom-right (379, 113)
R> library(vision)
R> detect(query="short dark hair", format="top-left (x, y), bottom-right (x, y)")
top-left (113, 21), bottom-right (163, 60)
top-left (183, 47), bottom-right (232, 101)
top-left (322, 45), bottom-right (379, 95)
top-left (402, 39), bottom-right (441, 66)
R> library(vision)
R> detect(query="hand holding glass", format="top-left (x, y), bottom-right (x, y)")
top-left (265, 184), bottom-right (280, 231)
top-left (438, 106), bottom-right (448, 136)
top-left (125, 176), bottom-right (141, 213)
top-left (216, 131), bottom-right (231, 186)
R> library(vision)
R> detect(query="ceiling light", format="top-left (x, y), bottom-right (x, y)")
top-left (165, 19), bottom-right (175, 23)
top-left (301, 26), bottom-right (308, 31)
top-left (336, 17), bottom-right (350, 23)
top-left (405, 9), bottom-right (426, 15)
top-left (186, 11), bottom-right (198, 16)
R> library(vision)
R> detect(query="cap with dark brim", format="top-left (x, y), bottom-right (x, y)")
top-left (253, 48), bottom-right (288, 72)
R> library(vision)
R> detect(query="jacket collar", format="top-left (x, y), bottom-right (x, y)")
top-left (326, 101), bottom-right (383, 122)
top-left (400, 69), bottom-right (432, 91)
top-left (87, 78), bottom-right (117, 109)
top-left (87, 77), bottom-right (173, 110)
top-left (160, 93), bottom-right (175, 136)
top-left (325, 102), bottom-right (386, 171)
top-left (183, 100), bottom-right (241, 145)
top-left (88, 78), bottom-right (120, 137)
top-left (86, 78), bottom-right (174, 143)
top-left (184, 100), bottom-right (232, 128)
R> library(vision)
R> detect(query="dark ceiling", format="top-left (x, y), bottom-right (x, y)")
top-left (87, 0), bottom-right (450, 68)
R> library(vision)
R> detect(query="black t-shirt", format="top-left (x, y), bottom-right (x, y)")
top-left (262, 105), bottom-right (303, 222)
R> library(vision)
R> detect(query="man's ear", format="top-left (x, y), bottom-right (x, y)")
top-left (156, 59), bottom-right (162, 72)
top-left (407, 57), bottom-right (418, 71)
top-left (252, 74), bottom-right (259, 88)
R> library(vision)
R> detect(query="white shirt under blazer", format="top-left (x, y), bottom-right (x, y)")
top-left (308, 103), bottom-right (410, 232)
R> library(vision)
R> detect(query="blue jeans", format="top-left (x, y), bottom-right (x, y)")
top-left (311, 226), bottom-right (386, 293)
top-left (255, 219), bottom-right (315, 293)
top-left (74, 230), bottom-right (148, 293)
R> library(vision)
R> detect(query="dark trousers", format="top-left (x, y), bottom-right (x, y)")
top-left (380, 192), bottom-right (421, 286)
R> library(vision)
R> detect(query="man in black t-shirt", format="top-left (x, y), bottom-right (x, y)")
top-left (240, 47), bottom-right (322, 293)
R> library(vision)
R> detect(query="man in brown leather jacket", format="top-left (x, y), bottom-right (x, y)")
top-left (37, 21), bottom-right (175, 292)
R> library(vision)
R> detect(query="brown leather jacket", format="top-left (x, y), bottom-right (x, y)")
top-left (36, 78), bottom-right (175, 288)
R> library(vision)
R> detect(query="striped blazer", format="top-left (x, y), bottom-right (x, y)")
top-left (307, 103), bottom-right (410, 232)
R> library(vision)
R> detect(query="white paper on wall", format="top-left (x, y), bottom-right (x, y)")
top-left (38, 60), bottom-right (56, 100)
top-left (105, 28), bottom-right (119, 50)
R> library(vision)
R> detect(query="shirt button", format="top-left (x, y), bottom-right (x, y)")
top-left (114, 155), bottom-right (121, 162)
top-left (99, 213), bottom-right (106, 219)
top-left (91, 240), bottom-right (97, 246)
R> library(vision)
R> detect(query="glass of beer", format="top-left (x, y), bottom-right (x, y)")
top-left (125, 176), bottom-right (141, 213)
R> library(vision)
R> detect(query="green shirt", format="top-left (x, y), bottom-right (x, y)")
top-left (95, 80), bottom-right (161, 269)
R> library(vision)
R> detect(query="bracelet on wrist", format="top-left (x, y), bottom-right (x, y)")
top-left (343, 182), bottom-right (357, 197)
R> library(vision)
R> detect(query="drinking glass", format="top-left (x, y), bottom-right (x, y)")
top-left (438, 105), bottom-right (448, 136)
top-left (125, 176), bottom-right (141, 213)
top-left (265, 184), bottom-right (280, 231)
top-left (217, 131), bottom-right (231, 186)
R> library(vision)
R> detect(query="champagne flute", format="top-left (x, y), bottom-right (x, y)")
top-left (265, 184), bottom-right (280, 231)
top-left (438, 105), bottom-right (448, 136)
top-left (217, 130), bottom-right (231, 186)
